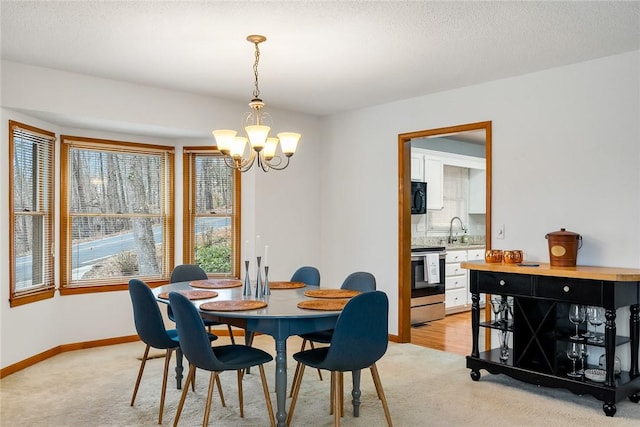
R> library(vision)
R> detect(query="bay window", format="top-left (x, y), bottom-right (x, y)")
top-left (60, 136), bottom-right (174, 293)
top-left (9, 121), bottom-right (55, 306)
top-left (183, 147), bottom-right (240, 277)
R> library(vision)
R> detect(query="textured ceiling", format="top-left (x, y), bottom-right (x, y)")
top-left (2, 1), bottom-right (639, 119)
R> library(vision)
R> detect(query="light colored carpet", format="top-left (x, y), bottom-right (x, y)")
top-left (1, 335), bottom-right (639, 426)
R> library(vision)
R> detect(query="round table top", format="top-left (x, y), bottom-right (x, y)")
top-left (154, 281), bottom-right (347, 319)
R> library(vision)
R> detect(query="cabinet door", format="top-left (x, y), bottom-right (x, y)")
top-left (467, 249), bottom-right (485, 262)
top-left (446, 288), bottom-right (467, 309)
top-left (446, 262), bottom-right (466, 278)
top-left (424, 156), bottom-right (443, 210)
top-left (446, 273), bottom-right (467, 290)
top-left (410, 153), bottom-right (424, 181)
top-left (469, 168), bottom-right (486, 214)
top-left (446, 250), bottom-right (468, 264)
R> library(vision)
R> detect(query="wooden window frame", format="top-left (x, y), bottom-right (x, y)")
top-left (182, 147), bottom-right (241, 278)
top-left (8, 121), bottom-right (56, 307)
top-left (59, 136), bottom-right (175, 294)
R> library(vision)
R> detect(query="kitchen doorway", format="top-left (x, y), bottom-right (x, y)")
top-left (397, 121), bottom-right (492, 347)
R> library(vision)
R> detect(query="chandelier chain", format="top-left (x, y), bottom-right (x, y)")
top-left (252, 41), bottom-right (261, 99)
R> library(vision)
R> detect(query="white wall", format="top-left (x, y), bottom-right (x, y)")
top-left (0, 62), bottom-right (322, 368)
top-left (320, 51), bottom-right (640, 336)
top-left (2, 50), bottom-right (639, 368)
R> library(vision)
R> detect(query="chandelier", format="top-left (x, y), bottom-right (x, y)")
top-left (212, 35), bottom-right (301, 172)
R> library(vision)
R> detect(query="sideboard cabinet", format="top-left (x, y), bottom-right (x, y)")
top-left (461, 261), bottom-right (640, 417)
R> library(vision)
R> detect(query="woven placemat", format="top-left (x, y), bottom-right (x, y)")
top-left (303, 289), bottom-right (360, 299)
top-left (189, 279), bottom-right (243, 289)
top-left (269, 281), bottom-right (306, 290)
top-left (158, 290), bottom-right (219, 300)
top-left (200, 300), bottom-right (267, 312)
top-left (297, 299), bottom-right (349, 311)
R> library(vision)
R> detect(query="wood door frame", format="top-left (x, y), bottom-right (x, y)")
top-left (397, 121), bottom-right (492, 343)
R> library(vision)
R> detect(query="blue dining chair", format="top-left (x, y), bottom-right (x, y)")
top-left (169, 264), bottom-right (236, 344)
top-left (290, 265), bottom-right (321, 287)
top-left (287, 290), bottom-right (392, 426)
top-left (128, 278), bottom-right (219, 424)
top-left (290, 271), bottom-right (376, 396)
top-left (168, 291), bottom-right (275, 427)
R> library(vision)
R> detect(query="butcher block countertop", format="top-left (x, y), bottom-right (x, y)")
top-left (461, 260), bottom-right (640, 282)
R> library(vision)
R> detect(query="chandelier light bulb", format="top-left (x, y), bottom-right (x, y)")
top-left (263, 138), bottom-right (279, 160)
top-left (230, 136), bottom-right (248, 158)
top-left (277, 132), bottom-right (301, 157)
top-left (212, 129), bottom-right (237, 155)
top-left (245, 125), bottom-right (270, 151)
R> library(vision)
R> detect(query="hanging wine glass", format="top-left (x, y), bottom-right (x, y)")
top-left (587, 306), bottom-right (605, 344)
top-left (568, 304), bottom-right (585, 340)
top-left (566, 341), bottom-right (582, 378)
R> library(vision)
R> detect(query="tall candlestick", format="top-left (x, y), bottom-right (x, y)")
top-left (255, 256), bottom-right (263, 298)
top-left (243, 260), bottom-right (251, 296)
top-left (264, 245), bottom-right (269, 266)
top-left (256, 235), bottom-right (261, 259)
top-left (244, 240), bottom-right (248, 261)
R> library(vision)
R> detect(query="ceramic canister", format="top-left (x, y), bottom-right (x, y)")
top-left (545, 228), bottom-right (582, 267)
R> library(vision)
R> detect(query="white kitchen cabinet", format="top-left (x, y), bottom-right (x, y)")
top-left (446, 248), bottom-right (485, 314)
top-left (467, 249), bottom-right (485, 262)
top-left (424, 156), bottom-right (444, 210)
top-left (445, 250), bottom-right (468, 313)
top-left (410, 152), bottom-right (424, 181)
top-left (469, 168), bottom-right (486, 214)
top-left (446, 288), bottom-right (468, 309)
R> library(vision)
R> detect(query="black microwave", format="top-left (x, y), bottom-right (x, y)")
top-left (411, 181), bottom-right (427, 214)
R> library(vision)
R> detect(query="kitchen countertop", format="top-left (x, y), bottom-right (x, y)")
top-left (445, 244), bottom-right (485, 250)
top-left (461, 260), bottom-right (640, 281)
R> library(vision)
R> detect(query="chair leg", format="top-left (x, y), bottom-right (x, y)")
top-left (158, 348), bottom-right (174, 424)
top-left (330, 373), bottom-right (334, 414)
top-left (131, 344), bottom-right (150, 406)
top-left (330, 372), bottom-right (344, 416)
top-left (289, 339), bottom-right (308, 397)
top-left (287, 364), bottom-right (306, 426)
top-left (191, 365), bottom-right (196, 392)
top-left (289, 339), bottom-right (325, 398)
top-left (202, 371), bottom-right (219, 427)
top-left (237, 370), bottom-right (244, 418)
top-left (215, 373), bottom-right (226, 407)
top-left (332, 371), bottom-right (341, 427)
top-left (370, 364), bottom-right (393, 427)
top-left (173, 364), bottom-right (196, 427)
top-left (339, 372), bottom-right (344, 418)
top-left (227, 324), bottom-right (236, 344)
top-left (258, 364), bottom-right (275, 427)
top-left (309, 341), bottom-right (323, 380)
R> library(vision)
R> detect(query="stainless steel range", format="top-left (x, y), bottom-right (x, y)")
top-left (410, 246), bottom-right (446, 325)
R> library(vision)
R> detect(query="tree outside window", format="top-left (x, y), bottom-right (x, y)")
top-left (60, 136), bottom-right (174, 292)
top-left (183, 148), bottom-right (240, 277)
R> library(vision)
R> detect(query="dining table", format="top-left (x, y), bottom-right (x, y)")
top-left (153, 279), bottom-right (354, 427)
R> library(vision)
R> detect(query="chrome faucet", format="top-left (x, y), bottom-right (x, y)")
top-left (448, 216), bottom-right (466, 244)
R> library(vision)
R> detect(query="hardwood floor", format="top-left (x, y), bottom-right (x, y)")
top-left (410, 309), bottom-right (485, 356)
